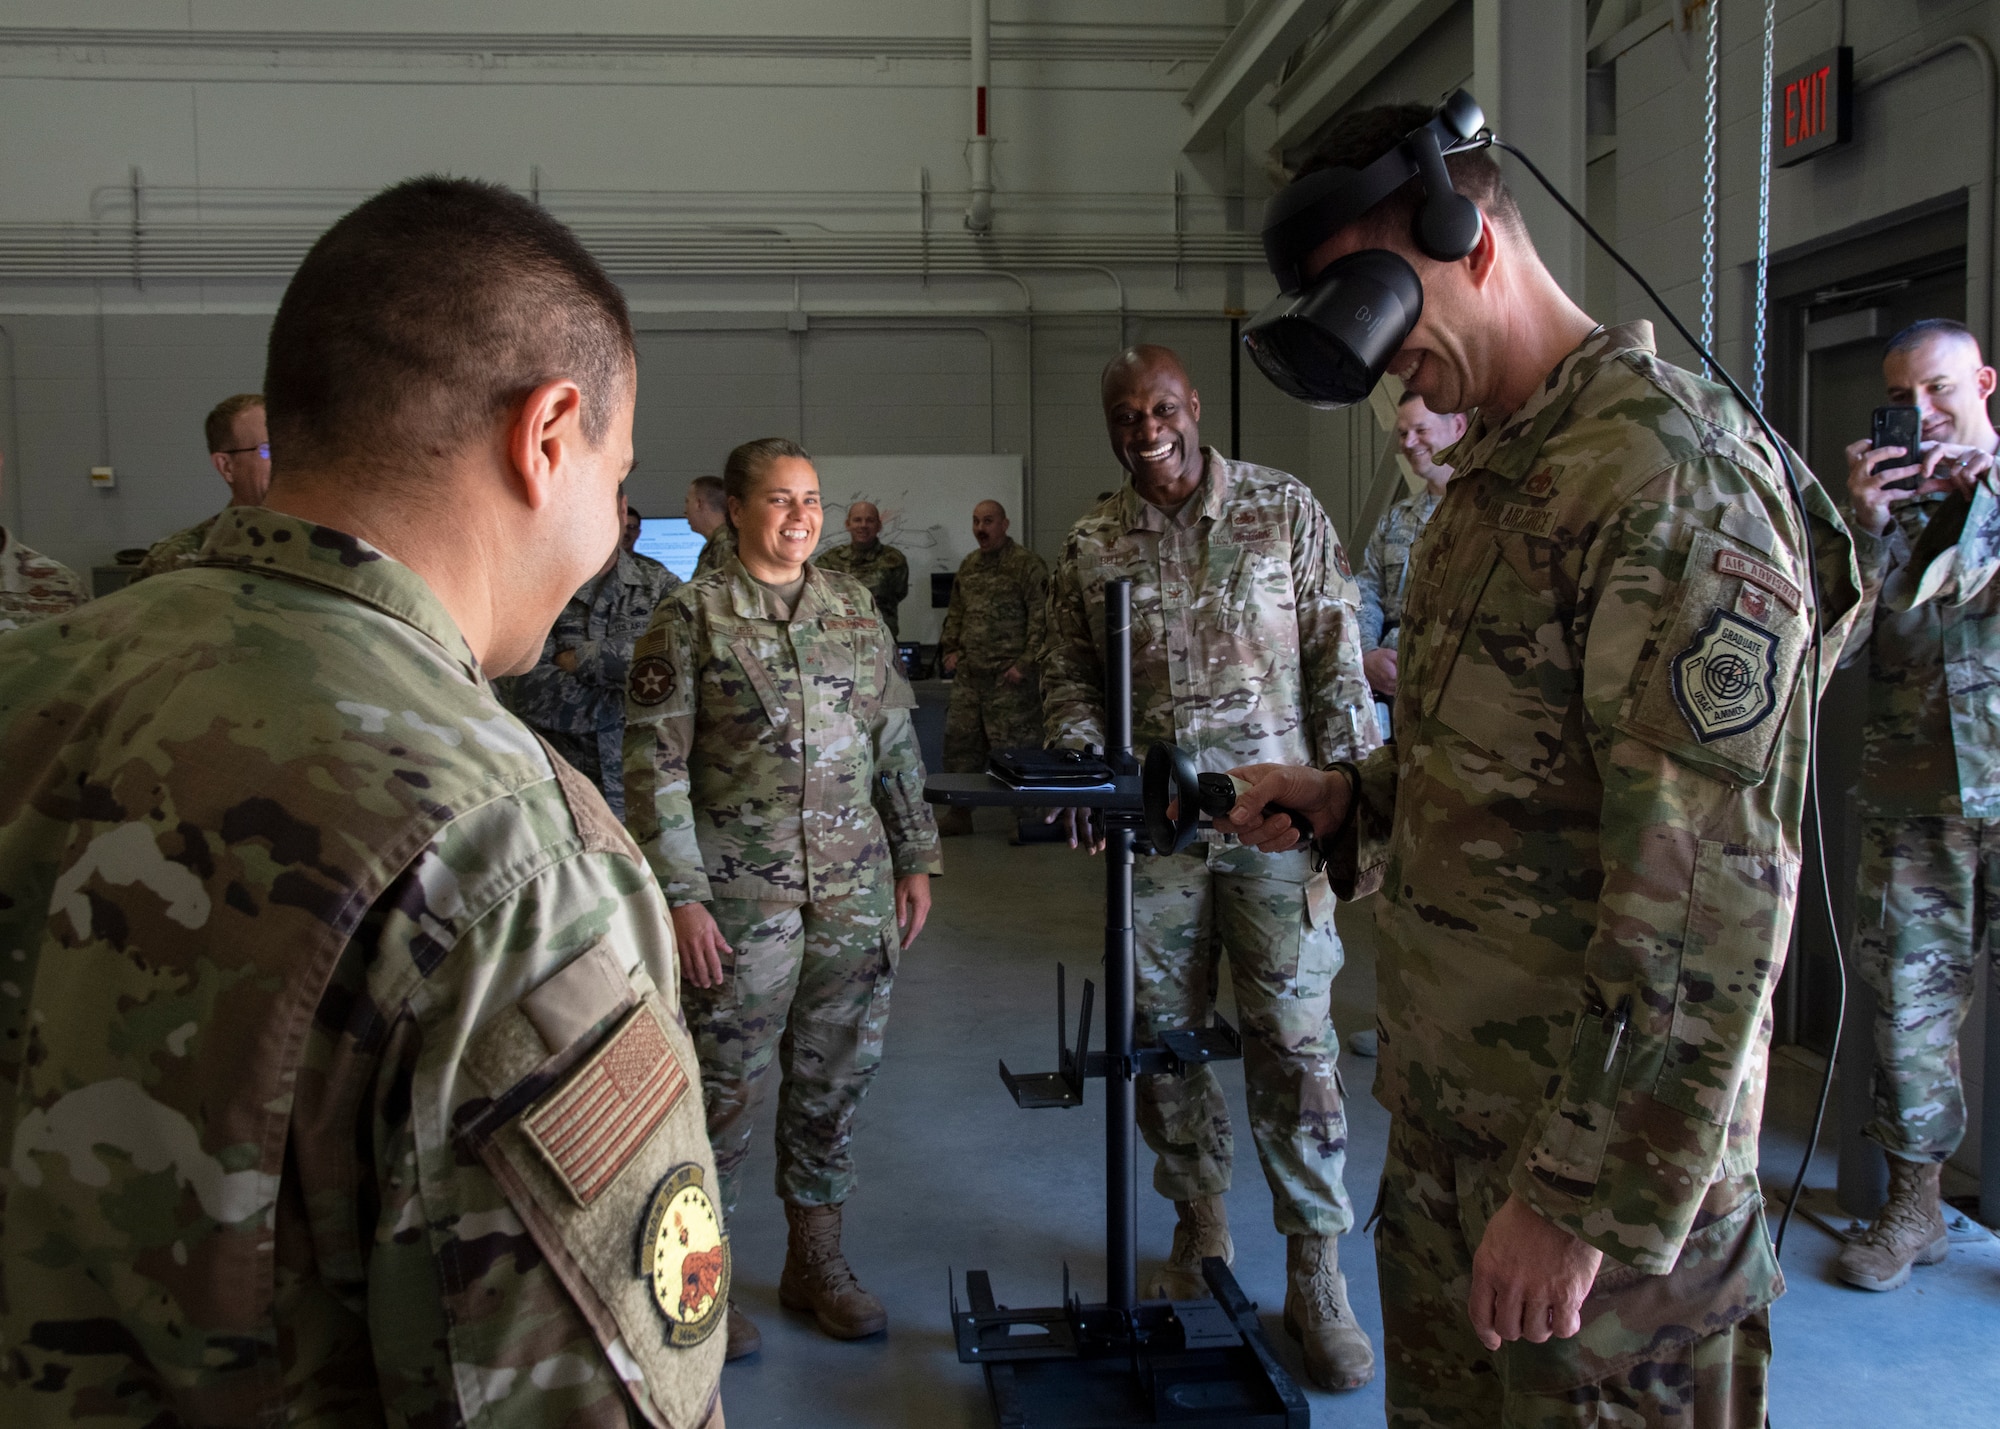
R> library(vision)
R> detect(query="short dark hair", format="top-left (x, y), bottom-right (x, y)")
top-left (686, 474), bottom-right (726, 512)
top-left (1395, 388), bottom-right (1425, 407)
top-left (265, 176), bottom-right (634, 476)
top-left (1286, 103), bottom-right (1525, 250)
top-left (625, 502), bottom-right (643, 521)
top-left (205, 393), bottom-right (264, 454)
top-left (1885, 318), bottom-right (1981, 361)
top-left (722, 438), bottom-right (812, 519)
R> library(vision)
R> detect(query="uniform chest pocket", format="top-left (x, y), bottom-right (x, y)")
top-left (1429, 546), bottom-right (1578, 781)
top-left (726, 636), bottom-right (793, 730)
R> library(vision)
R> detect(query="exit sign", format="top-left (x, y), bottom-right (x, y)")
top-left (1774, 47), bottom-right (1852, 166)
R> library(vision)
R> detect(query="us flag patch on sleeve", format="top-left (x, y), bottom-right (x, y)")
top-left (522, 1004), bottom-right (690, 1206)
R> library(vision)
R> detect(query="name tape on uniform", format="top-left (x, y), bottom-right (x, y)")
top-left (1714, 548), bottom-right (1802, 611)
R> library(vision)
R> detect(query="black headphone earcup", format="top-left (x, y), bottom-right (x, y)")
top-left (1416, 191), bottom-right (1483, 262)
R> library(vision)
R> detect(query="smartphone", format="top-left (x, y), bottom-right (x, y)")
top-left (1873, 405), bottom-right (1924, 492)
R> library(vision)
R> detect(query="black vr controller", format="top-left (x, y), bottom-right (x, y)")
top-left (1243, 89), bottom-right (1488, 408)
top-left (1140, 742), bottom-right (1316, 855)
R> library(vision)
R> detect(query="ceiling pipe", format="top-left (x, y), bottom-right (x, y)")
top-left (966, 0), bottom-right (994, 232)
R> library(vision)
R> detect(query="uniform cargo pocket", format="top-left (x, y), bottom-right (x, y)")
top-left (458, 965), bottom-right (726, 1429)
top-left (1652, 839), bottom-right (1795, 1126)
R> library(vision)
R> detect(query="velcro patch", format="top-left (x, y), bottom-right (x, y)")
top-left (628, 654), bottom-right (676, 706)
top-left (1713, 549), bottom-right (1801, 611)
top-left (522, 1004), bottom-right (689, 1206)
top-left (822, 616), bottom-right (877, 631)
top-left (1671, 611), bottom-right (1779, 742)
top-left (1489, 503), bottom-right (1557, 537)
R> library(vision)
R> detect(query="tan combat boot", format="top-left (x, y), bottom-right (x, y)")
top-left (724, 1301), bottom-right (761, 1361)
top-left (936, 807), bottom-right (975, 837)
top-left (1285, 1235), bottom-right (1375, 1390)
top-left (1146, 1195), bottom-right (1234, 1300)
top-left (1836, 1157), bottom-right (1949, 1291)
top-left (778, 1202), bottom-right (888, 1338)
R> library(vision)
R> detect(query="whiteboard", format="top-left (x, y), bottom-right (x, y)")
top-left (810, 454), bottom-right (1024, 645)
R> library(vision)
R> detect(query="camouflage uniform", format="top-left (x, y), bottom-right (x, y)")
top-left (1042, 453), bottom-right (1378, 1237)
top-left (624, 556), bottom-right (941, 1218)
top-left (1357, 485), bottom-right (1445, 736)
top-left (0, 526), bottom-right (88, 633)
top-left (693, 524), bottom-right (735, 582)
top-left (1356, 484), bottom-right (1445, 655)
top-left (816, 538), bottom-right (910, 640)
top-left (1322, 324), bottom-right (1858, 1425)
top-left (0, 509), bottom-right (726, 1429)
top-left (1840, 471), bottom-right (2000, 1163)
top-left (939, 537), bottom-right (1049, 774)
top-left (497, 547), bottom-right (679, 820)
top-left (130, 510), bottom-right (223, 581)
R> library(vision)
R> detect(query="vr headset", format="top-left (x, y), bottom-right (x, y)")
top-left (1243, 90), bottom-right (1489, 408)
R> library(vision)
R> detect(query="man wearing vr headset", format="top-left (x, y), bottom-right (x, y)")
top-left (1225, 98), bottom-right (1858, 1425)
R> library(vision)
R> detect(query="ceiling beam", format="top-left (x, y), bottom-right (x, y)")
top-left (1182, 0), bottom-right (1343, 152)
top-left (1271, 0), bottom-right (1459, 154)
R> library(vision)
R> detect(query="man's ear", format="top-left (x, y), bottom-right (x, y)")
top-left (507, 379), bottom-right (586, 511)
top-left (211, 452), bottom-right (232, 485)
top-left (1461, 215), bottom-right (1500, 290)
top-left (1188, 388), bottom-right (1201, 425)
top-left (1978, 365), bottom-right (1998, 404)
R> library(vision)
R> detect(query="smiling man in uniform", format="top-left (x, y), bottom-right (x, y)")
top-left (1041, 343), bottom-right (1379, 1391)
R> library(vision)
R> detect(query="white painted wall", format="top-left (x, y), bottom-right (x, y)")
top-left (0, 3), bottom-right (1322, 574)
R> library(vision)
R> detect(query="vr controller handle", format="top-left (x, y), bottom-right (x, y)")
top-left (1195, 772), bottom-right (1317, 846)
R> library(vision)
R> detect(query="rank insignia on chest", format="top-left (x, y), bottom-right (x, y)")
top-left (638, 1163), bottom-right (730, 1347)
top-left (1671, 611), bottom-right (1779, 742)
top-left (629, 655), bottom-right (676, 706)
top-left (1520, 466), bottom-right (1557, 497)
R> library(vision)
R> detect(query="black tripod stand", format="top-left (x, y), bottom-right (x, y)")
top-left (924, 579), bottom-right (1308, 1428)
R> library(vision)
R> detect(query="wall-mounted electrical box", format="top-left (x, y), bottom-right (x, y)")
top-left (90, 466), bottom-right (115, 488)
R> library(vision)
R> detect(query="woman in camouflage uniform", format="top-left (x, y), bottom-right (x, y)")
top-left (623, 437), bottom-right (941, 1360)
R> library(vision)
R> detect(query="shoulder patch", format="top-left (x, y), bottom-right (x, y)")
top-left (639, 1163), bottom-right (729, 1347)
top-left (1671, 611), bottom-right (1779, 742)
top-left (629, 654), bottom-right (676, 706)
top-left (523, 1004), bottom-right (691, 1206)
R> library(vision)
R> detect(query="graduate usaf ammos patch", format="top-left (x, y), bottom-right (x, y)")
top-left (1619, 528), bottom-right (1806, 786)
top-left (1671, 611), bottom-right (1779, 741)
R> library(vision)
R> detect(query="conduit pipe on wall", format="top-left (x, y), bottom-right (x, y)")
top-left (0, 323), bottom-right (21, 534)
top-left (1857, 36), bottom-right (1998, 350)
top-left (966, 0), bottom-right (995, 232)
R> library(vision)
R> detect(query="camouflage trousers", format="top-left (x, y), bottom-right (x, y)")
top-left (688, 882), bottom-right (898, 1218)
top-left (1377, 1118), bottom-right (1772, 1428)
top-left (1132, 842), bottom-right (1351, 1237)
top-left (1856, 814), bottom-right (1999, 1162)
top-left (943, 665), bottom-right (1044, 772)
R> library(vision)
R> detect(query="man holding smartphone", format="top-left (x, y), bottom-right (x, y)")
top-left (1839, 318), bottom-right (2000, 1291)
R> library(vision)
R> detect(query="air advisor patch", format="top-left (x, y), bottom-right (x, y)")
top-left (1671, 611), bottom-right (1779, 743)
top-left (638, 1163), bottom-right (729, 1347)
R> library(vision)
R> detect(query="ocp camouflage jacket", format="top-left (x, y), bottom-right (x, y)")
top-left (1041, 450), bottom-right (1378, 775)
top-left (0, 511), bottom-right (725, 1428)
top-left (1325, 324), bottom-right (1859, 1380)
top-left (1843, 492), bottom-right (2000, 817)
top-left (622, 556), bottom-right (941, 906)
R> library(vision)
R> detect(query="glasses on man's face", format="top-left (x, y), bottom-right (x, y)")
top-left (221, 443), bottom-right (271, 459)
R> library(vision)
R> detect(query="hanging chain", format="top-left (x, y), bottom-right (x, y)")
top-left (1751, 0), bottom-right (1776, 406)
top-left (1701, 0), bottom-right (1721, 360)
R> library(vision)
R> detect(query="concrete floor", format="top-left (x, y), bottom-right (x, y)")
top-left (711, 814), bottom-right (2000, 1427)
